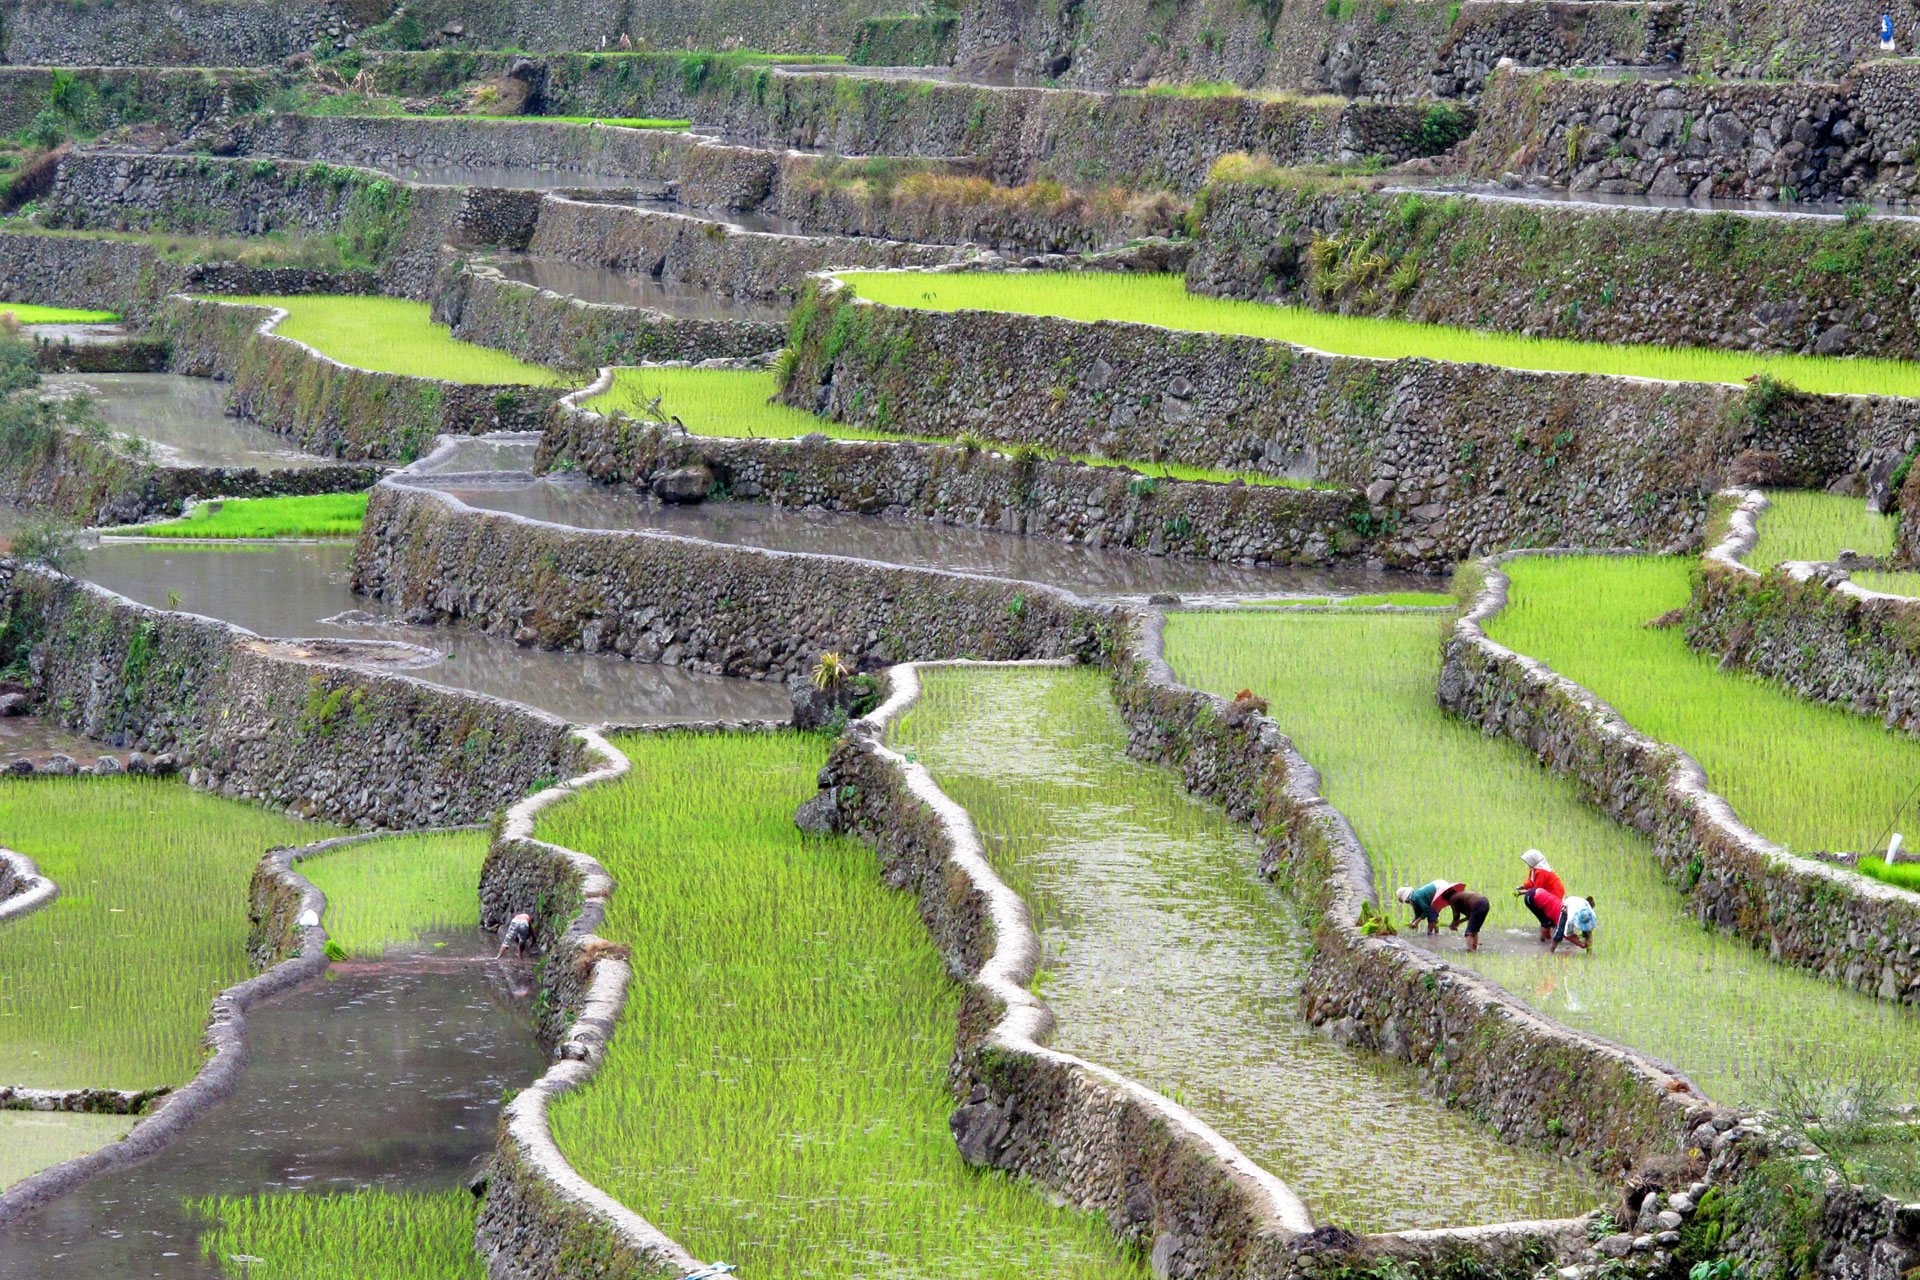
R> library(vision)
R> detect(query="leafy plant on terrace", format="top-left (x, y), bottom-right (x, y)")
top-left (210, 296), bottom-right (571, 387)
top-left (1164, 608), bottom-right (1920, 1104)
top-left (590, 365), bottom-right (1326, 488)
top-left (0, 777), bottom-right (341, 1089)
top-left (533, 731), bottom-right (1141, 1277)
top-left (132, 493), bottom-right (371, 540)
top-left (1490, 555), bottom-right (1920, 861)
top-left (297, 832), bottom-right (487, 960)
top-left (835, 272), bottom-right (1920, 400)
top-left (192, 1190), bottom-right (484, 1279)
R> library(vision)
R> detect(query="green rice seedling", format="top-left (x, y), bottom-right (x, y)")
top-left (535, 731), bottom-right (1140, 1278)
top-left (1247, 591), bottom-right (1456, 607)
top-left (211, 296), bottom-right (571, 386)
top-left (1741, 489), bottom-right (1920, 596)
top-left (130, 493), bottom-right (370, 540)
top-left (1165, 609), bottom-right (1920, 1104)
top-left (192, 1191), bottom-right (484, 1279)
top-left (1490, 555), bottom-right (1920, 861)
top-left (0, 1111), bottom-right (130, 1188)
top-left (588, 366), bottom-right (1327, 488)
top-left (0, 777), bottom-right (340, 1088)
top-left (837, 272), bottom-right (1920, 399)
top-left (5, 305), bottom-right (119, 324)
top-left (297, 832), bottom-right (486, 959)
top-left (892, 666), bottom-right (1601, 1230)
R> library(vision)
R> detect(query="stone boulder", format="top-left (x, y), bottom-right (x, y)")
top-left (652, 464), bottom-right (716, 504)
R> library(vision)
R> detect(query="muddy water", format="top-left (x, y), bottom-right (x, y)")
top-left (409, 432), bottom-right (542, 477)
top-left (633, 197), bottom-right (806, 236)
top-left (78, 540), bottom-right (792, 725)
top-left (892, 665), bottom-right (1605, 1231)
top-left (446, 479), bottom-right (1430, 602)
top-left (0, 929), bottom-right (546, 1278)
top-left (492, 256), bottom-right (789, 321)
top-left (370, 161), bottom-right (665, 192)
top-left (0, 714), bottom-right (121, 768)
top-left (44, 374), bottom-right (333, 472)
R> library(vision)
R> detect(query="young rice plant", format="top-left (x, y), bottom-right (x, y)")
top-left (297, 832), bottom-right (488, 959)
top-left (212, 296), bottom-right (571, 386)
top-left (131, 493), bottom-right (370, 540)
top-left (192, 1191), bottom-right (485, 1279)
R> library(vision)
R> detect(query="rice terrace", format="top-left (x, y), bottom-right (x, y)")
top-left (13, 5), bottom-right (1920, 1280)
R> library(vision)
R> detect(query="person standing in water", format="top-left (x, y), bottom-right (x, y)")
top-left (1442, 889), bottom-right (1492, 951)
top-left (1396, 879), bottom-right (1467, 934)
top-left (1514, 849), bottom-right (1566, 941)
top-left (496, 910), bottom-right (534, 959)
top-left (1550, 895), bottom-right (1598, 953)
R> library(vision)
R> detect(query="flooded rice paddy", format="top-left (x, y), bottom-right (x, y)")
top-left (1165, 610), bottom-right (1920, 1105)
top-left (77, 539), bottom-right (792, 725)
top-left (448, 478), bottom-right (1426, 602)
top-left (44, 374), bottom-right (334, 473)
top-left (889, 664), bottom-right (1605, 1230)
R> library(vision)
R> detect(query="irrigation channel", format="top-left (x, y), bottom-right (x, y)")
top-left (0, 830), bottom-right (546, 1279)
top-left (889, 664), bottom-right (1605, 1229)
top-left (1164, 608), bottom-right (1920, 1105)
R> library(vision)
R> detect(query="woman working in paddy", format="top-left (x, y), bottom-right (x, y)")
top-left (1394, 850), bottom-right (1598, 953)
top-left (1395, 879), bottom-right (1490, 950)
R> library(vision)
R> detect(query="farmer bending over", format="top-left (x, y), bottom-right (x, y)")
top-left (1395, 879), bottom-right (1467, 934)
top-left (1442, 889), bottom-right (1492, 952)
top-left (1514, 849), bottom-right (1566, 941)
top-left (497, 911), bottom-right (534, 959)
top-left (1550, 895), bottom-right (1598, 953)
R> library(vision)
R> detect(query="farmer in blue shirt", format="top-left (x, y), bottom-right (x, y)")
top-left (1550, 895), bottom-right (1599, 953)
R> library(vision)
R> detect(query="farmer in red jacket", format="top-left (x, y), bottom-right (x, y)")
top-left (1514, 849), bottom-right (1565, 941)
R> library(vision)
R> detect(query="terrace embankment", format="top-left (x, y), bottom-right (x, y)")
top-left (1443, 548), bottom-right (1920, 1007)
top-left (0, 560), bottom-right (580, 828)
top-left (540, 380), bottom-right (1367, 565)
top-left (1186, 177), bottom-right (1920, 360)
top-left (358, 52), bottom-right (1463, 193)
top-left (250, 112), bottom-right (1186, 254)
top-left (433, 260), bottom-right (784, 368)
top-left (351, 481), bottom-right (1116, 678)
top-left (1689, 490), bottom-right (1920, 730)
top-left (159, 296), bottom-right (567, 460)
top-left (0, 418), bottom-right (381, 526)
top-left (0, 230), bottom-right (377, 322)
top-left (783, 276), bottom-right (1913, 568)
top-left (0, 65), bottom-right (276, 137)
top-left (0, 0), bottom-right (367, 65)
top-left (42, 151), bottom-right (519, 299)
top-left (1461, 61), bottom-right (1920, 203)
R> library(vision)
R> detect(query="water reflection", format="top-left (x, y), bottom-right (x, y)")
top-left (0, 930), bottom-right (546, 1279)
top-left (78, 541), bottom-right (792, 725)
top-left (445, 478), bottom-right (1430, 602)
top-left (44, 374), bottom-right (334, 472)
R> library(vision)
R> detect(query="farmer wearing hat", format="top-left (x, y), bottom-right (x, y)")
top-left (1550, 894), bottom-right (1599, 953)
top-left (1395, 878), bottom-right (1468, 935)
top-left (1514, 849), bottom-right (1566, 941)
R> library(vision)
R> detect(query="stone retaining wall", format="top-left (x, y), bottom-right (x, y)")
top-left (361, 53), bottom-right (1462, 193)
top-left (433, 260), bottom-right (784, 370)
top-left (160, 295), bottom-right (571, 461)
top-left (540, 379), bottom-right (1368, 564)
top-left (247, 112), bottom-right (1186, 253)
top-left (0, 66), bottom-right (276, 138)
top-left (1186, 178), bottom-right (1920, 360)
top-left (0, 562), bottom-right (581, 828)
top-left (1690, 491), bottom-right (1920, 734)
top-left (526, 196), bottom-right (959, 302)
top-left (42, 151), bottom-right (522, 299)
top-left (0, 845), bottom-right (55, 926)
top-left (0, 420), bottom-right (382, 527)
top-left (0, 0), bottom-right (365, 64)
top-left (1441, 545), bottom-right (1920, 1006)
top-left (783, 274), bottom-right (1919, 570)
top-left (0, 230), bottom-right (377, 321)
top-left (1462, 61), bottom-right (1920, 204)
top-left (351, 481), bottom-right (1117, 679)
